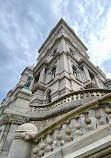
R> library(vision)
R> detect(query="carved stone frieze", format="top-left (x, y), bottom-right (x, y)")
top-left (0, 113), bottom-right (28, 126)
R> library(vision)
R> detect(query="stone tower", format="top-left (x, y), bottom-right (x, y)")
top-left (0, 19), bottom-right (111, 158)
top-left (30, 18), bottom-right (106, 106)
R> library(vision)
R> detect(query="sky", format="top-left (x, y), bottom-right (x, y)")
top-left (0, 0), bottom-right (111, 103)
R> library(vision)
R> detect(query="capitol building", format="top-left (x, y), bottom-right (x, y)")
top-left (0, 19), bottom-right (111, 158)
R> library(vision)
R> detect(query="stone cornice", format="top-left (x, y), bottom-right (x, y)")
top-left (14, 88), bottom-right (32, 101)
top-left (33, 60), bottom-right (48, 76)
top-left (66, 38), bottom-right (89, 60)
top-left (21, 66), bottom-right (33, 76)
top-left (32, 69), bottom-right (85, 95)
top-left (33, 52), bottom-right (60, 77)
top-left (38, 18), bottom-right (88, 54)
top-left (32, 83), bottom-right (46, 93)
top-left (79, 58), bottom-right (107, 80)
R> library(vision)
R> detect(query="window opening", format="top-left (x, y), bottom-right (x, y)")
top-left (72, 65), bottom-right (77, 77)
top-left (47, 91), bottom-right (51, 103)
top-left (52, 66), bottom-right (56, 78)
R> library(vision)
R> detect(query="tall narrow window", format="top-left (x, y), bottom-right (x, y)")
top-left (72, 65), bottom-right (77, 77)
top-left (44, 68), bottom-right (47, 84)
top-left (34, 73), bottom-right (40, 87)
top-left (47, 90), bottom-right (51, 103)
top-left (89, 71), bottom-right (95, 84)
top-left (52, 66), bottom-right (56, 79)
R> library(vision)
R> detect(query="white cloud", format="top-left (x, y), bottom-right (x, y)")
top-left (0, 0), bottom-right (111, 102)
top-left (78, 4), bottom-right (85, 14)
top-left (106, 73), bottom-right (111, 79)
top-left (87, 9), bottom-right (111, 67)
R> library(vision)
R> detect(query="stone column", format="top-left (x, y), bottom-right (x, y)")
top-left (66, 41), bottom-right (70, 52)
top-left (59, 53), bottom-right (69, 73)
top-left (0, 124), bottom-right (11, 152)
top-left (30, 78), bottom-right (35, 90)
top-left (39, 67), bottom-right (45, 83)
top-left (48, 72), bottom-right (51, 82)
top-left (83, 65), bottom-right (91, 81)
top-left (77, 70), bottom-right (82, 81)
top-left (95, 76), bottom-right (101, 88)
top-left (56, 58), bottom-right (60, 74)
top-left (8, 123), bottom-right (38, 158)
top-left (58, 38), bottom-right (67, 53)
top-left (68, 58), bottom-right (73, 74)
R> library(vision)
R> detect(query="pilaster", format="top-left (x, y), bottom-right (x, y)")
top-left (95, 76), bottom-right (101, 88)
top-left (83, 65), bottom-right (91, 81)
top-left (59, 53), bottom-right (69, 73)
top-left (39, 67), bottom-right (46, 83)
top-left (68, 58), bottom-right (73, 74)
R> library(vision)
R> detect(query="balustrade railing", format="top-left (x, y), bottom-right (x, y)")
top-left (29, 89), bottom-right (111, 112)
top-left (31, 92), bottom-right (111, 158)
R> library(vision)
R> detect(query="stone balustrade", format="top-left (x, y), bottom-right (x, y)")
top-left (31, 93), bottom-right (111, 158)
top-left (28, 89), bottom-right (111, 112)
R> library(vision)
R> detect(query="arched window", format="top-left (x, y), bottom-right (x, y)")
top-left (47, 90), bottom-right (51, 103)
top-left (51, 66), bottom-right (56, 79)
top-left (72, 65), bottom-right (77, 77)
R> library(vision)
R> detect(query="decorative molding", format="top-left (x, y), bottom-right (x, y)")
top-left (0, 113), bottom-right (28, 126)
top-left (28, 89), bottom-right (111, 120)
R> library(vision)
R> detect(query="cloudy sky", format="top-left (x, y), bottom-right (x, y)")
top-left (0, 0), bottom-right (111, 103)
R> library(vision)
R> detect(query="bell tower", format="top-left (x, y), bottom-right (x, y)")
top-left (1, 18), bottom-right (111, 158)
top-left (30, 18), bottom-right (106, 106)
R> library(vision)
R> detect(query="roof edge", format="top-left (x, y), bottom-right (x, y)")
top-left (38, 18), bottom-right (88, 53)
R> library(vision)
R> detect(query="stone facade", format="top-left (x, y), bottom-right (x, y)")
top-left (0, 19), bottom-right (111, 158)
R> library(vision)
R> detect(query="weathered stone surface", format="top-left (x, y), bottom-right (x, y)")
top-left (8, 123), bottom-right (37, 158)
top-left (0, 18), bottom-right (111, 158)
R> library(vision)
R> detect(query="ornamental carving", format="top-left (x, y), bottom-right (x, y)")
top-left (0, 113), bottom-right (28, 126)
top-left (14, 131), bottom-right (36, 141)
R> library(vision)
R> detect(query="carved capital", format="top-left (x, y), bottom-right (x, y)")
top-left (0, 113), bottom-right (28, 126)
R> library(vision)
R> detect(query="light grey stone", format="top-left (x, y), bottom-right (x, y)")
top-left (0, 18), bottom-right (111, 158)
